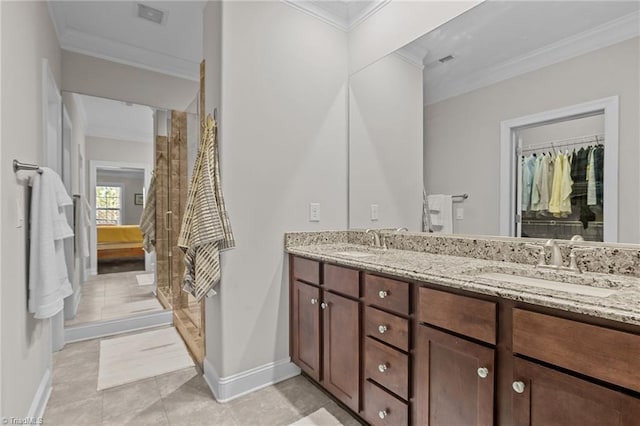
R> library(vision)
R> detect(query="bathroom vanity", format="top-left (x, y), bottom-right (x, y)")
top-left (286, 231), bottom-right (640, 426)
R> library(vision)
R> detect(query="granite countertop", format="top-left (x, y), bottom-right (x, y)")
top-left (286, 242), bottom-right (640, 327)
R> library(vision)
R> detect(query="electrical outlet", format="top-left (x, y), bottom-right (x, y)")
top-left (309, 203), bottom-right (321, 222)
top-left (370, 204), bottom-right (379, 221)
top-left (456, 207), bottom-right (464, 220)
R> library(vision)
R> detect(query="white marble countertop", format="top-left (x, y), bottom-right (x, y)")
top-left (286, 242), bottom-right (640, 327)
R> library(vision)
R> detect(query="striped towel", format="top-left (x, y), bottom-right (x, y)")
top-left (178, 114), bottom-right (235, 301)
top-left (139, 172), bottom-right (156, 253)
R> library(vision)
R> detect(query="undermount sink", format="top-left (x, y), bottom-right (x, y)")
top-left (334, 251), bottom-right (376, 258)
top-left (476, 272), bottom-right (619, 297)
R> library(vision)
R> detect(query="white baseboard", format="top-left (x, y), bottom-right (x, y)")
top-left (64, 310), bottom-right (172, 343)
top-left (27, 368), bottom-right (51, 419)
top-left (203, 357), bottom-right (301, 403)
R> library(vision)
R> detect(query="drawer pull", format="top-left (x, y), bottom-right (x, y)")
top-left (378, 410), bottom-right (388, 419)
top-left (378, 363), bottom-right (389, 373)
top-left (320, 302), bottom-right (328, 310)
top-left (477, 367), bottom-right (489, 378)
top-left (310, 298), bottom-right (318, 305)
top-left (512, 381), bottom-right (525, 394)
top-left (378, 290), bottom-right (388, 299)
top-left (377, 324), bottom-right (388, 334)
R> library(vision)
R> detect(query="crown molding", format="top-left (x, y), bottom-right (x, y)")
top-left (59, 27), bottom-right (199, 81)
top-left (86, 125), bottom-right (153, 144)
top-left (425, 11), bottom-right (640, 106)
top-left (282, 0), bottom-right (390, 32)
top-left (393, 50), bottom-right (425, 70)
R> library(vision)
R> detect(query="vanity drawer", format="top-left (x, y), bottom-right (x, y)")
top-left (364, 274), bottom-right (410, 316)
top-left (292, 256), bottom-right (320, 285)
top-left (324, 264), bottom-right (359, 298)
top-left (418, 287), bottom-right (496, 345)
top-left (365, 337), bottom-right (409, 400)
top-left (365, 306), bottom-right (409, 351)
top-left (363, 380), bottom-right (408, 426)
top-left (513, 309), bottom-right (640, 393)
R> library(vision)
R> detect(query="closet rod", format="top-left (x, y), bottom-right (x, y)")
top-left (13, 159), bottom-right (43, 174)
top-left (521, 133), bottom-right (603, 153)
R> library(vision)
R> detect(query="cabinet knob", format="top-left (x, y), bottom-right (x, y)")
top-left (477, 367), bottom-right (489, 378)
top-left (512, 381), bottom-right (526, 394)
top-left (310, 298), bottom-right (318, 305)
top-left (378, 410), bottom-right (388, 419)
top-left (320, 302), bottom-right (328, 310)
top-left (377, 325), bottom-right (388, 334)
top-left (378, 363), bottom-right (389, 373)
top-left (378, 290), bottom-right (388, 299)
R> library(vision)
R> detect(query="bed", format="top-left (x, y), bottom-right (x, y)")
top-left (97, 225), bottom-right (145, 260)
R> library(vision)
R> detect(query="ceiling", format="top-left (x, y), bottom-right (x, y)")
top-left (49, 1), bottom-right (205, 81)
top-left (79, 94), bottom-right (154, 144)
top-left (397, 1), bottom-right (640, 105)
top-left (282, 0), bottom-right (389, 30)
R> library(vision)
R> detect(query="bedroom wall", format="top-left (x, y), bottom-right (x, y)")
top-left (96, 170), bottom-right (145, 225)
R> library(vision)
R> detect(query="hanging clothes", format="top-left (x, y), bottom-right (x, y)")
top-left (594, 145), bottom-right (604, 205)
top-left (521, 154), bottom-right (536, 211)
top-left (531, 153), bottom-right (553, 212)
top-left (548, 153), bottom-right (572, 217)
top-left (139, 172), bottom-right (156, 253)
top-left (571, 147), bottom-right (595, 228)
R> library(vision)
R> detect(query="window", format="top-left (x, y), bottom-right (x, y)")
top-left (96, 185), bottom-right (122, 225)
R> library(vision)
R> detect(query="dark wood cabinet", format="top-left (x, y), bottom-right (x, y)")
top-left (291, 280), bottom-right (321, 380)
top-left (415, 325), bottom-right (495, 426)
top-left (512, 357), bottom-right (640, 426)
top-left (322, 291), bottom-right (360, 412)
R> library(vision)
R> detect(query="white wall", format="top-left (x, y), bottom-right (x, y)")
top-left (204, 1), bottom-right (348, 380)
top-left (349, 53), bottom-right (423, 230)
top-left (85, 136), bottom-right (153, 166)
top-left (517, 115), bottom-right (604, 146)
top-left (96, 170), bottom-right (145, 225)
top-left (62, 50), bottom-right (199, 111)
top-left (424, 37), bottom-right (640, 243)
top-left (0, 1), bottom-right (61, 416)
top-left (348, 1), bottom-right (481, 74)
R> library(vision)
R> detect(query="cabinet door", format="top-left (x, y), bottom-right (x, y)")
top-left (322, 291), bottom-right (360, 412)
top-left (291, 280), bottom-right (321, 380)
top-left (415, 325), bottom-right (494, 426)
top-left (512, 358), bottom-right (640, 426)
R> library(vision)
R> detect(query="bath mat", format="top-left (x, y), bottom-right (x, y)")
top-left (288, 408), bottom-right (343, 426)
top-left (136, 273), bottom-right (155, 286)
top-left (97, 327), bottom-right (194, 391)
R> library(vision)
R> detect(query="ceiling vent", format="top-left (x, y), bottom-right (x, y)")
top-left (438, 55), bottom-right (455, 64)
top-left (137, 3), bottom-right (165, 25)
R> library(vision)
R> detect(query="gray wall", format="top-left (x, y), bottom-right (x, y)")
top-left (424, 37), bottom-right (639, 243)
top-left (349, 53), bottom-right (423, 230)
top-left (96, 170), bottom-right (145, 225)
top-left (0, 1), bottom-right (61, 417)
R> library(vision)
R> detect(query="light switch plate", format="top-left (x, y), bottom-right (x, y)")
top-left (309, 203), bottom-right (320, 222)
top-left (456, 207), bottom-right (464, 220)
top-left (370, 204), bottom-right (379, 221)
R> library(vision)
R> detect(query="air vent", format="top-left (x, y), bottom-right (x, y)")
top-left (438, 55), bottom-right (455, 64)
top-left (137, 3), bottom-right (164, 25)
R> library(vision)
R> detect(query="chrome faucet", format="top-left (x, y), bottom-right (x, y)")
top-left (545, 239), bottom-right (564, 268)
top-left (365, 229), bottom-right (381, 247)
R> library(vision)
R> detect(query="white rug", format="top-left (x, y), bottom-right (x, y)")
top-left (136, 273), bottom-right (155, 286)
top-left (289, 408), bottom-right (343, 426)
top-left (97, 327), bottom-right (194, 391)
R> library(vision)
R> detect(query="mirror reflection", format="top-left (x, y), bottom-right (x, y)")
top-left (349, 1), bottom-right (640, 243)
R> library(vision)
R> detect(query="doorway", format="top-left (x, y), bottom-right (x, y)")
top-left (499, 96), bottom-right (619, 242)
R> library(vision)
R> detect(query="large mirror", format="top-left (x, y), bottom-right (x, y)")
top-left (348, 1), bottom-right (640, 244)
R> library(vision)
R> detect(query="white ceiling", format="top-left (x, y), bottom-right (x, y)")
top-left (49, 1), bottom-right (205, 81)
top-left (397, 1), bottom-right (640, 105)
top-left (80, 94), bottom-right (154, 144)
top-left (283, 0), bottom-right (390, 31)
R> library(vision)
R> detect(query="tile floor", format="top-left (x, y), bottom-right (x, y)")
top-left (65, 271), bottom-right (165, 326)
top-left (43, 332), bottom-right (363, 425)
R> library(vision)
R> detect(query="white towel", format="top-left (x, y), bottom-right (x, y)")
top-left (29, 168), bottom-right (74, 319)
top-left (426, 194), bottom-right (453, 234)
